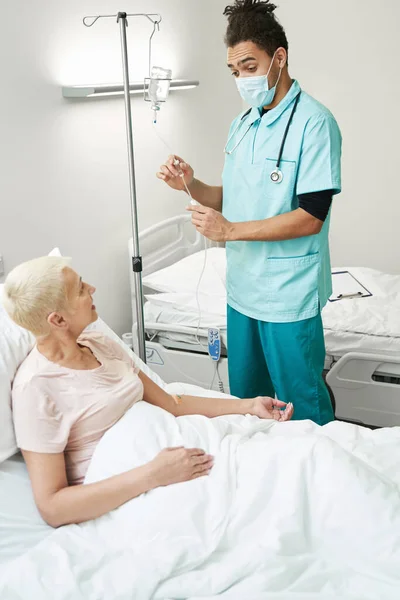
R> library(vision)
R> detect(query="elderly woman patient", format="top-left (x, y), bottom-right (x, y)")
top-left (3, 257), bottom-right (293, 528)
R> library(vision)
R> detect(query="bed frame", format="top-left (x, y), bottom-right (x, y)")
top-left (129, 215), bottom-right (230, 393)
top-left (129, 214), bottom-right (400, 426)
top-left (326, 353), bottom-right (400, 427)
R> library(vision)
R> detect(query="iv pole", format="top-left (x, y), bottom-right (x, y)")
top-left (83, 11), bottom-right (163, 363)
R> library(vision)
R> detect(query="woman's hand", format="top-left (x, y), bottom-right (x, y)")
top-left (150, 447), bottom-right (214, 487)
top-left (250, 397), bottom-right (294, 422)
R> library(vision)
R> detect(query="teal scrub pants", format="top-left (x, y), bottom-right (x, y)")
top-left (227, 305), bottom-right (334, 426)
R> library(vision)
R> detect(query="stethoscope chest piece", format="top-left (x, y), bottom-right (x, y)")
top-left (270, 169), bottom-right (283, 184)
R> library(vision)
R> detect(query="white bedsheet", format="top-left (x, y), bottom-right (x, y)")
top-left (2, 384), bottom-right (400, 599)
top-left (0, 454), bottom-right (51, 567)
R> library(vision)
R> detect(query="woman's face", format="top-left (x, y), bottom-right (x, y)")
top-left (61, 267), bottom-right (98, 334)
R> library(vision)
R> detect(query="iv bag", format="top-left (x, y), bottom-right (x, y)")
top-left (147, 66), bottom-right (172, 103)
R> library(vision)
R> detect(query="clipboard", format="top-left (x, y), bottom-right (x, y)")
top-left (328, 271), bottom-right (373, 302)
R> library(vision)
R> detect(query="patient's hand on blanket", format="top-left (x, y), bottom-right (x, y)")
top-left (251, 397), bottom-right (294, 422)
top-left (22, 446), bottom-right (213, 528)
top-left (150, 447), bottom-right (214, 487)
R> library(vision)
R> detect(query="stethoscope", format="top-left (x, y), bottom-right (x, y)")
top-left (224, 91), bottom-right (301, 184)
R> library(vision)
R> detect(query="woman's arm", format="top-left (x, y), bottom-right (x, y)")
top-left (139, 372), bottom-right (293, 421)
top-left (23, 446), bottom-right (213, 528)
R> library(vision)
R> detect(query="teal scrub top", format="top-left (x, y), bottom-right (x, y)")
top-left (222, 80), bottom-right (342, 323)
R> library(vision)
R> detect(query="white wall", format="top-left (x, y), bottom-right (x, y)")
top-left (278, 0), bottom-right (400, 272)
top-left (2, 0), bottom-right (399, 336)
top-left (0, 0), bottom-right (240, 334)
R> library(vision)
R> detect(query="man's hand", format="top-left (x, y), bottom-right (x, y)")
top-left (157, 155), bottom-right (194, 192)
top-left (250, 397), bottom-right (294, 422)
top-left (187, 205), bottom-right (235, 242)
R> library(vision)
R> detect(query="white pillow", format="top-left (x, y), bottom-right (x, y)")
top-left (0, 248), bottom-right (63, 462)
top-left (0, 284), bottom-right (35, 463)
top-left (142, 248), bottom-right (226, 296)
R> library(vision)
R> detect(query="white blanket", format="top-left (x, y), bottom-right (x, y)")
top-left (1, 387), bottom-right (400, 599)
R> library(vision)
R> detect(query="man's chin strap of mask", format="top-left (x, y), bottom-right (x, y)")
top-left (274, 62), bottom-right (283, 88)
top-left (267, 51), bottom-right (284, 101)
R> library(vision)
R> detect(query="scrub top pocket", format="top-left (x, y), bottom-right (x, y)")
top-left (265, 252), bottom-right (320, 319)
top-left (263, 158), bottom-right (297, 218)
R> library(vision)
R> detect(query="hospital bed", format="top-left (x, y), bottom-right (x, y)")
top-left (3, 274), bottom-right (400, 598)
top-left (130, 214), bottom-right (400, 429)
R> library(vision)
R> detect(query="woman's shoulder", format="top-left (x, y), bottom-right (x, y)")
top-left (13, 346), bottom-right (51, 392)
top-left (12, 357), bottom-right (57, 419)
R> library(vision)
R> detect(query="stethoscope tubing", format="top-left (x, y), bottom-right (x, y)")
top-left (224, 92), bottom-right (302, 185)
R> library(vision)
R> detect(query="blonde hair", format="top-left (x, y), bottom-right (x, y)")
top-left (2, 256), bottom-right (72, 336)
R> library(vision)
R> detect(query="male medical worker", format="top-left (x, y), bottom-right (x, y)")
top-left (157, 0), bottom-right (342, 425)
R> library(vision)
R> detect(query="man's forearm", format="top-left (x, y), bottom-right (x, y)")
top-left (228, 208), bottom-right (323, 242)
top-left (186, 178), bottom-right (223, 212)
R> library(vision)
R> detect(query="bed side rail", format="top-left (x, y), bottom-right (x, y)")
top-left (129, 214), bottom-right (202, 277)
top-left (326, 352), bottom-right (400, 427)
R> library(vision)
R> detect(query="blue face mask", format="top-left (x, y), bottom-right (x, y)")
top-left (235, 52), bottom-right (282, 108)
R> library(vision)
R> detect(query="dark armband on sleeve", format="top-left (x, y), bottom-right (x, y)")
top-left (298, 190), bottom-right (333, 222)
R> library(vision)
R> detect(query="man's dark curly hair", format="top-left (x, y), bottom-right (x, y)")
top-left (223, 0), bottom-right (288, 58)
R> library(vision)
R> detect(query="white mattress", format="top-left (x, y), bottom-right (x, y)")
top-left (144, 301), bottom-right (227, 350)
top-left (144, 297), bottom-right (226, 330)
top-left (0, 453), bottom-right (51, 569)
top-left (144, 265), bottom-right (400, 358)
top-left (323, 267), bottom-right (400, 357)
